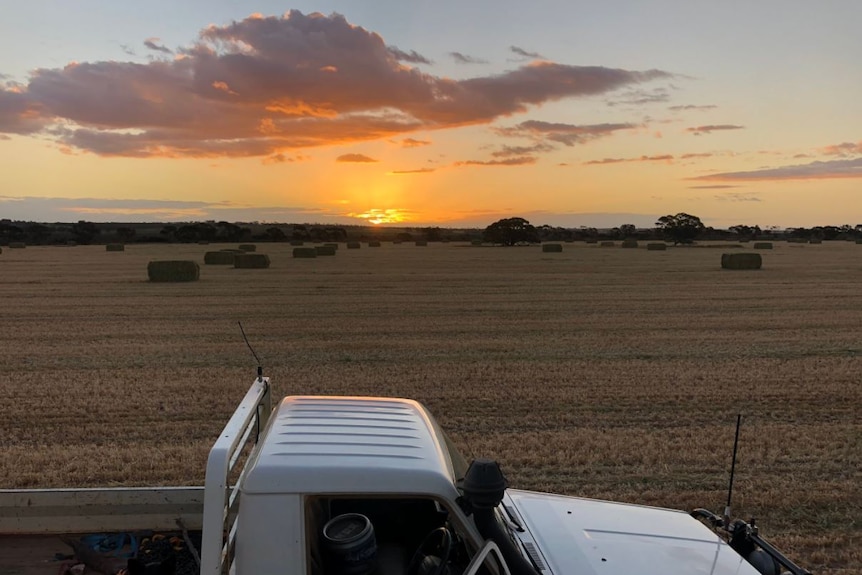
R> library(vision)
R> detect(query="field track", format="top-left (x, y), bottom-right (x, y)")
top-left (1, 240), bottom-right (859, 573)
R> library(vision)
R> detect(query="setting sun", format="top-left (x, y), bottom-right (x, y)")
top-left (349, 208), bottom-right (409, 225)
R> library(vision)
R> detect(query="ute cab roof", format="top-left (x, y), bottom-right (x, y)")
top-left (241, 396), bottom-right (461, 498)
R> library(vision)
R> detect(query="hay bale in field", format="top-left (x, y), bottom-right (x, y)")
top-left (66, 241), bottom-right (77, 247)
top-left (197, 240), bottom-right (209, 245)
top-left (753, 242), bottom-right (773, 250)
top-left (293, 247), bottom-right (317, 258)
top-left (148, 260), bottom-right (200, 282)
top-left (346, 241), bottom-right (361, 249)
top-left (808, 239), bottom-right (822, 244)
top-left (9, 242), bottom-right (26, 248)
top-left (585, 239), bottom-right (598, 244)
top-left (415, 240), bottom-right (428, 246)
top-left (471, 240), bottom-right (483, 246)
top-left (856, 239), bottom-right (862, 244)
top-left (204, 250), bottom-right (235, 265)
top-left (290, 240), bottom-right (304, 246)
top-left (368, 241), bottom-right (382, 247)
top-left (234, 253), bottom-right (270, 268)
top-left (647, 243), bottom-right (667, 251)
top-left (600, 241), bottom-right (615, 247)
top-left (238, 244), bottom-right (256, 252)
top-left (787, 238), bottom-right (806, 243)
top-left (542, 244), bottom-right (563, 253)
top-left (324, 243), bottom-right (339, 250)
top-left (106, 243), bottom-right (125, 252)
top-left (721, 253), bottom-right (762, 270)
top-left (315, 245), bottom-right (336, 256)
top-left (621, 239), bottom-right (638, 248)
top-left (221, 248), bottom-right (245, 253)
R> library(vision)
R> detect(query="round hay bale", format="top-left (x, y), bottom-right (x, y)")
top-left (106, 243), bottom-right (125, 252)
top-left (542, 243), bottom-right (563, 253)
top-left (346, 241), bottom-right (361, 249)
top-left (324, 243), bottom-right (339, 250)
top-left (315, 245), bottom-right (337, 256)
top-left (234, 253), bottom-right (270, 268)
top-left (600, 241), bottom-right (615, 247)
top-left (753, 242), bottom-right (773, 250)
top-left (238, 244), bottom-right (256, 252)
top-left (204, 251), bottom-right (235, 265)
top-left (197, 240), bottom-right (209, 245)
top-left (368, 241), bottom-right (382, 247)
top-left (647, 243), bottom-right (667, 251)
top-left (9, 242), bottom-right (26, 249)
top-left (293, 247), bottom-right (318, 258)
top-left (415, 240), bottom-right (428, 246)
top-left (393, 240), bottom-right (403, 245)
top-left (621, 239), bottom-right (638, 248)
top-left (290, 240), bottom-right (304, 246)
top-left (856, 239), bottom-right (862, 244)
top-left (471, 240), bottom-right (483, 246)
top-left (148, 260), bottom-right (200, 282)
top-left (721, 253), bottom-right (762, 270)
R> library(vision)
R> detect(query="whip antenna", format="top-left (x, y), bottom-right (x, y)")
top-left (724, 413), bottom-right (742, 524)
top-left (238, 321), bottom-right (263, 381)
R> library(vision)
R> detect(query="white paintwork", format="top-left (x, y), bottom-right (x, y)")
top-left (505, 489), bottom-right (761, 575)
top-left (234, 493), bottom-right (304, 574)
top-left (241, 395), bottom-right (459, 500)
top-left (201, 378), bottom-right (271, 575)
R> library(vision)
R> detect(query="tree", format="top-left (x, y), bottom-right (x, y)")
top-left (655, 213), bottom-right (705, 245)
top-left (619, 224), bottom-right (637, 238)
top-left (116, 227), bottom-right (136, 243)
top-left (266, 227), bottom-right (287, 242)
top-left (483, 217), bottom-right (540, 246)
top-left (71, 220), bottom-right (99, 245)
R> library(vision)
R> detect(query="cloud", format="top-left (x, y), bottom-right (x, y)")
top-left (454, 156), bottom-right (537, 166)
top-left (119, 44), bottom-right (136, 56)
top-left (583, 154), bottom-right (673, 165)
top-left (690, 157), bottom-right (862, 181)
top-left (262, 152), bottom-right (307, 165)
top-left (0, 10), bottom-right (671, 158)
top-left (400, 137), bottom-right (430, 147)
top-left (680, 152), bottom-right (713, 159)
top-left (714, 192), bottom-right (761, 202)
top-left (686, 124), bottom-right (744, 135)
top-left (389, 167), bottom-right (435, 174)
top-left (607, 87), bottom-right (670, 106)
top-left (143, 38), bottom-right (173, 54)
top-left (497, 120), bottom-right (637, 146)
top-left (510, 46), bottom-right (544, 59)
top-left (388, 47), bottom-right (432, 64)
top-left (820, 141), bottom-right (862, 157)
top-left (336, 153), bottom-right (377, 163)
top-left (491, 143), bottom-right (554, 157)
top-left (688, 184), bottom-right (741, 189)
top-left (669, 104), bottom-right (716, 111)
top-left (450, 52), bottom-right (489, 65)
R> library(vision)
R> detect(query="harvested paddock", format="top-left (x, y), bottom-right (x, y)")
top-left (238, 244), bottom-right (256, 252)
top-left (0, 241), bottom-right (859, 573)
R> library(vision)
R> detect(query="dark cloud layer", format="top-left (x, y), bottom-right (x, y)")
top-left (687, 124), bottom-right (744, 135)
top-left (450, 52), bottom-right (489, 65)
top-left (0, 10), bottom-right (671, 158)
top-left (336, 153), bottom-right (377, 163)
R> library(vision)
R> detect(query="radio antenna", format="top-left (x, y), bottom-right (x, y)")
top-left (724, 413), bottom-right (742, 524)
top-left (238, 321), bottom-right (263, 381)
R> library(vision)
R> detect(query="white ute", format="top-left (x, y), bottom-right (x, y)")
top-left (1, 377), bottom-right (810, 575)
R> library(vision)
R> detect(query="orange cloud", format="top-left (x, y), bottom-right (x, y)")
top-left (454, 156), bottom-right (537, 167)
top-left (336, 153), bottom-right (377, 163)
top-left (0, 11), bottom-right (672, 158)
top-left (820, 141), bottom-right (862, 156)
top-left (401, 138), bottom-right (431, 147)
top-left (584, 154), bottom-right (673, 165)
top-left (389, 168), bottom-right (435, 174)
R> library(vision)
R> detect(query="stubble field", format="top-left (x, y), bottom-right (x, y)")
top-left (0, 240), bottom-right (859, 573)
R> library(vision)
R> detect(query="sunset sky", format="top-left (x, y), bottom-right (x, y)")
top-left (1, 1), bottom-right (860, 228)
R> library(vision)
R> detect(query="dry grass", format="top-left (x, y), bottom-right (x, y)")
top-left (0, 241), bottom-right (859, 573)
